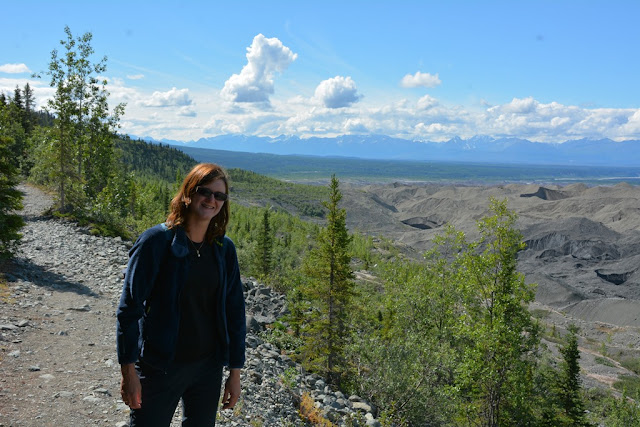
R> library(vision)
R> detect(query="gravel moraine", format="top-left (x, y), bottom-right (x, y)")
top-left (0, 184), bottom-right (380, 427)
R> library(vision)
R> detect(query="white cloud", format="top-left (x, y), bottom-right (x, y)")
top-left (621, 110), bottom-right (640, 135)
top-left (417, 94), bottom-right (438, 110)
top-left (139, 87), bottom-right (192, 107)
top-left (415, 122), bottom-right (455, 135)
top-left (496, 96), bottom-right (538, 114)
top-left (0, 63), bottom-right (31, 74)
top-left (343, 118), bottom-right (369, 133)
top-left (401, 71), bottom-right (441, 88)
top-left (127, 74), bottom-right (145, 80)
top-left (314, 76), bottom-right (362, 108)
top-left (80, 74), bottom-right (640, 143)
top-left (221, 34), bottom-right (297, 104)
top-left (178, 106), bottom-right (197, 117)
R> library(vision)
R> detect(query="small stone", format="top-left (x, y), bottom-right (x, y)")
top-left (83, 395), bottom-right (101, 403)
top-left (40, 374), bottom-right (55, 381)
top-left (8, 350), bottom-right (20, 357)
top-left (0, 324), bottom-right (17, 331)
top-left (116, 421), bottom-right (129, 427)
top-left (29, 365), bottom-right (41, 372)
top-left (17, 320), bottom-right (29, 327)
top-left (69, 304), bottom-right (91, 312)
top-left (352, 401), bottom-right (373, 413)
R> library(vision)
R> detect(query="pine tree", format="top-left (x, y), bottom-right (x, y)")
top-left (254, 206), bottom-right (273, 277)
top-left (455, 198), bottom-right (540, 426)
top-left (557, 325), bottom-right (588, 426)
top-left (300, 175), bottom-right (354, 386)
top-left (0, 108), bottom-right (25, 258)
top-left (22, 83), bottom-right (36, 135)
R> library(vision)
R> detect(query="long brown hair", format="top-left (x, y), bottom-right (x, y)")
top-left (166, 163), bottom-right (230, 242)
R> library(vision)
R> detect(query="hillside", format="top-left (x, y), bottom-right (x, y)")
top-left (338, 181), bottom-right (640, 387)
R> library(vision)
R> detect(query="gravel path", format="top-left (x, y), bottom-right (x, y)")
top-left (0, 185), bottom-right (380, 427)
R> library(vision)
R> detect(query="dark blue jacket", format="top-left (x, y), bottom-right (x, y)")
top-left (116, 223), bottom-right (246, 371)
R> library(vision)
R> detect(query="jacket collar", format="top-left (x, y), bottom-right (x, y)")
top-left (170, 225), bottom-right (190, 258)
top-left (165, 224), bottom-right (224, 258)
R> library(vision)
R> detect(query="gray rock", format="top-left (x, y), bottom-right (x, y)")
top-left (352, 401), bottom-right (373, 413)
top-left (245, 315), bottom-right (261, 332)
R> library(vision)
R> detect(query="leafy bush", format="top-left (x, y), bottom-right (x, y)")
top-left (622, 358), bottom-right (640, 375)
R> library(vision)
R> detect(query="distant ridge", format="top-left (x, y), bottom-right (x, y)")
top-left (133, 134), bottom-right (640, 167)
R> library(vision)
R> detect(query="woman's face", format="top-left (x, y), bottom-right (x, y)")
top-left (187, 178), bottom-right (227, 223)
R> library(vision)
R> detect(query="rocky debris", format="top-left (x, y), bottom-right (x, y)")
top-left (370, 194), bottom-right (398, 213)
top-left (400, 216), bottom-right (442, 230)
top-left (0, 184), bottom-right (380, 427)
top-left (520, 186), bottom-right (568, 201)
top-left (595, 268), bottom-right (635, 285)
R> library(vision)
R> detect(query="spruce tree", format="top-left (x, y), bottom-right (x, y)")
top-left (0, 109), bottom-right (25, 258)
top-left (254, 206), bottom-right (273, 277)
top-left (22, 83), bottom-right (36, 135)
top-left (558, 325), bottom-right (588, 426)
top-left (300, 175), bottom-right (354, 386)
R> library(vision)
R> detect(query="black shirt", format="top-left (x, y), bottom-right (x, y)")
top-left (173, 241), bottom-right (220, 362)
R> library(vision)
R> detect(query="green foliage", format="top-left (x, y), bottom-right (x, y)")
top-left (259, 322), bottom-right (304, 354)
top-left (622, 358), bottom-right (640, 375)
top-left (453, 198), bottom-right (540, 426)
top-left (228, 168), bottom-right (328, 217)
top-left (601, 390), bottom-right (640, 426)
top-left (253, 207), bottom-right (273, 277)
top-left (614, 376), bottom-right (640, 397)
top-left (298, 175), bottom-right (355, 386)
top-left (226, 202), bottom-right (318, 288)
top-left (115, 135), bottom-right (196, 182)
top-left (32, 26), bottom-right (124, 216)
top-left (595, 356), bottom-right (617, 368)
top-left (0, 109), bottom-right (25, 258)
top-left (556, 325), bottom-right (589, 426)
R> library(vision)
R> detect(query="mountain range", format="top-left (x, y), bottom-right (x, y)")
top-left (135, 134), bottom-right (640, 167)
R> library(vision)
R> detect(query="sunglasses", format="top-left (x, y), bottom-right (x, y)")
top-left (194, 186), bottom-right (228, 201)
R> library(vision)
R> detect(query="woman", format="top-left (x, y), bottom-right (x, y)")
top-left (116, 163), bottom-right (246, 426)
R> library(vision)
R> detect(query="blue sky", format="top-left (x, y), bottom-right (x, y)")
top-left (1, 0), bottom-right (639, 143)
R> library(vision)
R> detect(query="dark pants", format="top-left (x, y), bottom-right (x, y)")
top-left (130, 357), bottom-right (223, 427)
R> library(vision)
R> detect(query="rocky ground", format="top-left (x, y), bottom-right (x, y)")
top-left (0, 185), bottom-right (380, 427)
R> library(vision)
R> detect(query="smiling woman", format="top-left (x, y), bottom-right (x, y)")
top-left (116, 162), bottom-right (246, 427)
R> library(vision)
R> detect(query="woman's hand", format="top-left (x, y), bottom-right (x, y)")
top-left (120, 363), bottom-right (142, 409)
top-left (221, 368), bottom-right (241, 409)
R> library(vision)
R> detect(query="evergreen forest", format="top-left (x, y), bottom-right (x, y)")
top-left (2, 26), bottom-right (640, 426)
